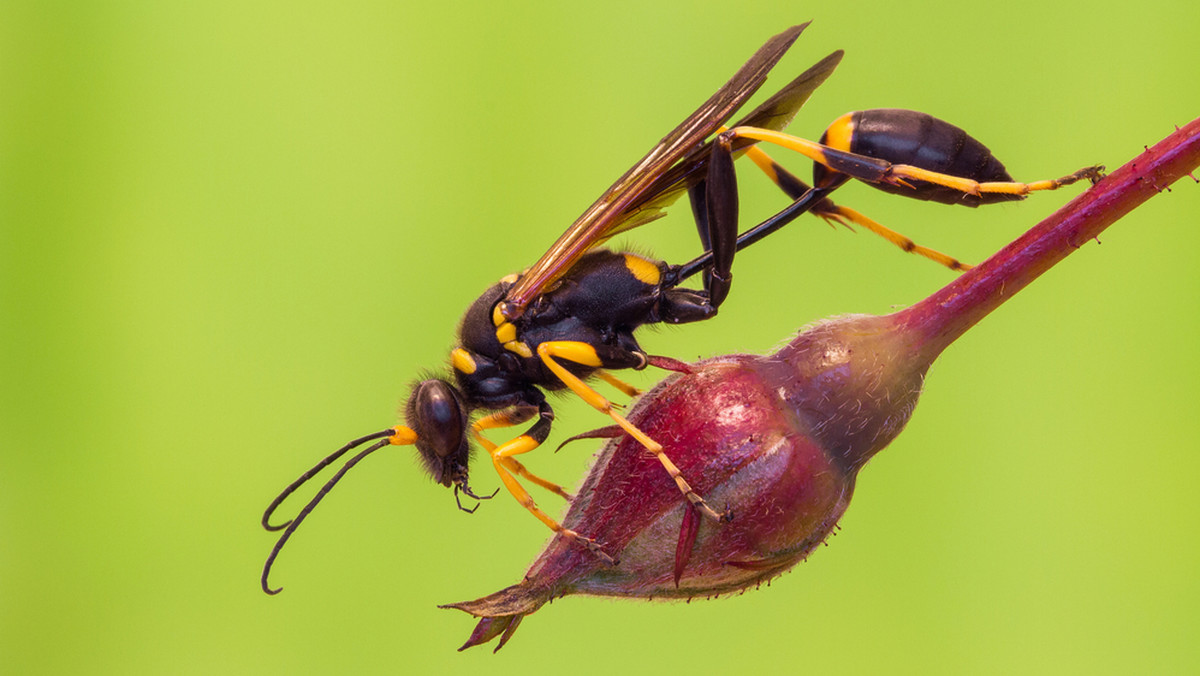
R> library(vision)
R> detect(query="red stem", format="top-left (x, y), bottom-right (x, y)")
top-left (894, 116), bottom-right (1200, 359)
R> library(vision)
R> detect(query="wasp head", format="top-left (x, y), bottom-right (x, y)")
top-left (406, 378), bottom-right (471, 487)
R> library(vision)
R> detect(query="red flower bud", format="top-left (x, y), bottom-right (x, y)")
top-left (443, 314), bottom-right (933, 651)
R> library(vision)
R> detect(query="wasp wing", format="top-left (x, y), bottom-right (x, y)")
top-left (501, 23), bottom-right (812, 319)
top-left (606, 48), bottom-right (844, 242)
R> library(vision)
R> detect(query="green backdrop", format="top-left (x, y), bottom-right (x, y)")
top-left (3, 1), bottom-right (1197, 673)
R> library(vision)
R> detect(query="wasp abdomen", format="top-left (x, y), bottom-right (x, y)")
top-left (818, 108), bottom-right (1020, 207)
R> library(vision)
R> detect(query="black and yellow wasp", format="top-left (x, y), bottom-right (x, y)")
top-left (261, 23), bottom-right (1099, 592)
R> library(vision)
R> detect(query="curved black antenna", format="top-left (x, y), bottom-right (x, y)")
top-left (261, 429), bottom-right (397, 532)
top-left (261, 437), bottom-right (393, 595)
top-left (673, 185), bottom-right (838, 284)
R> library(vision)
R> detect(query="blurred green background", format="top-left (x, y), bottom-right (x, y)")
top-left (3, 0), bottom-right (1197, 673)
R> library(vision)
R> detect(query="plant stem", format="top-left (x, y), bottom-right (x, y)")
top-left (895, 116), bottom-right (1200, 360)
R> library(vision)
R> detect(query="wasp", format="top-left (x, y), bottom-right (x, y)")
top-left (261, 23), bottom-right (1101, 593)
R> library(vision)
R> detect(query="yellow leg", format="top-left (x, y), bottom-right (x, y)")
top-left (723, 126), bottom-right (1103, 197)
top-left (472, 410), bottom-right (570, 499)
top-left (537, 341), bottom-right (729, 523)
top-left (731, 131), bottom-right (972, 272)
top-left (897, 164), bottom-right (1102, 197)
top-left (818, 205), bottom-right (971, 271)
top-left (596, 369), bottom-right (643, 398)
top-left (486, 432), bottom-right (614, 564)
top-left (742, 142), bottom-right (788, 184)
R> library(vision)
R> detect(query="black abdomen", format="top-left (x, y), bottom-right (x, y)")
top-left (818, 108), bottom-right (1020, 207)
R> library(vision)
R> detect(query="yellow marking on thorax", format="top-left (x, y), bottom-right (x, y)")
top-left (504, 341), bottom-right (533, 358)
top-left (491, 301), bottom-right (533, 358)
top-left (823, 112), bottom-right (857, 153)
top-left (623, 253), bottom-right (661, 286)
top-left (495, 322), bottom-right (518, 345)
top-left (451, 347), bottom-right (477, 374)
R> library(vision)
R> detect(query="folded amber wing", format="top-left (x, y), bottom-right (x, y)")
top-left (501, 23), bottom-right (840, 319)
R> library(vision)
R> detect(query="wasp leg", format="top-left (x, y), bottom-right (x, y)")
top-left (670, 184), bottom-right (835, 285)
top-left (704, 133), bottom-right (738, 308)
top-left (595, 369), bottom-right (643, 398)
top-left (816, 204), bottom-right (970, 270)
top-left (898, 164), bottom-right (1103, 196)
top-left (473, 408), bottom-right (571, 499)
top-left (479, 400), bottom-right (615, 564)
top-left (685, 133), bottom-right (738, 308)
top-left (736, 140), bottom-right (971, 271)
top-left (721, 126), bottom-right (1102, 198)
top-left (537, 340), bottom-right (730, 524)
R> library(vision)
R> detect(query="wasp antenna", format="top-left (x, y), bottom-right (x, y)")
top-left (261, 437), bottom-right (394, 595)
top-left (261, 429), bottom-right (399, 532)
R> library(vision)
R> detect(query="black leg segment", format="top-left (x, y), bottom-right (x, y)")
top-left (702, 135), bottom-right (739, 308)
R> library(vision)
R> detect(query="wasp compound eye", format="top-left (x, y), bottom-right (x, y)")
top-left (407, 379), bottom-right (470, 486)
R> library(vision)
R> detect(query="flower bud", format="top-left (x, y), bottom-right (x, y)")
top-left (443, 313), bottom-right (935, 651)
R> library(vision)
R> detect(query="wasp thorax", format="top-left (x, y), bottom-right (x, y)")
top-left (406, 379), bottom-right (470, 486)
